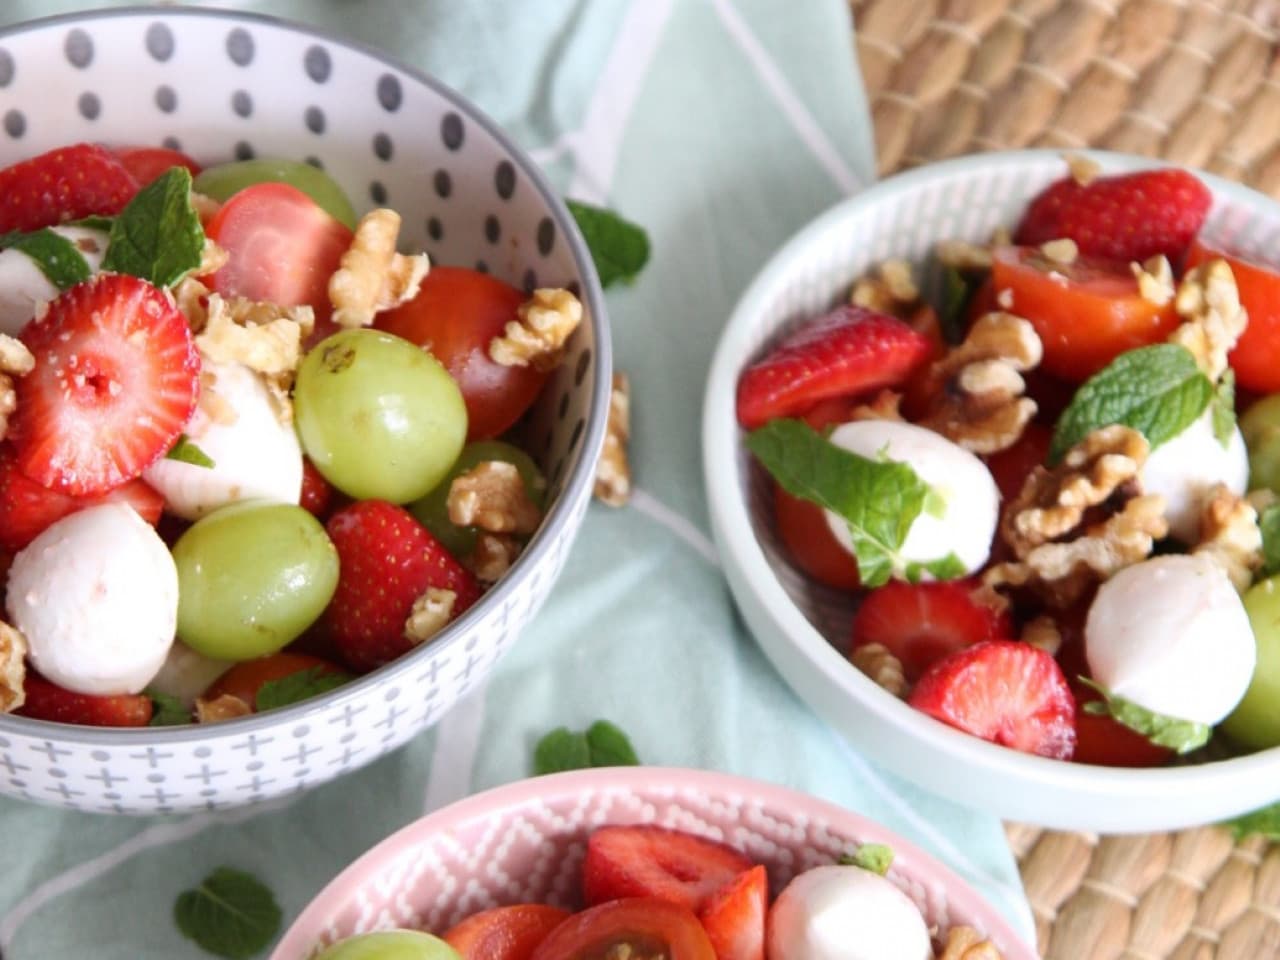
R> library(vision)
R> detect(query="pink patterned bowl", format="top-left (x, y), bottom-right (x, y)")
top-left (270, 766), bottom-right (1036, 959)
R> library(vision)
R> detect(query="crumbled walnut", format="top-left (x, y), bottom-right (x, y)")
top-left (448, 461), bottom-right (541, 535)
top-left (595, 372), bottom-right (632, 507)
top-left (970, 580), bottom-right (1011, 618)
top-left (1065, 153), bottom-right (1101, 186)
top-left (0, 333), bottom-right (34, 443)
top-left (918, 312), bottom-right (1042, 454)
top-left (190, 191), bottom-right (221, 223)
top-left (404, 588), bottom-right (456, 644)
top-left (1021, 615), bottom-right (1063, 656)
top-left (489, 288), bottom-right (583, 371)
top-left (1132, 255), bottom-right (1174, 306)
top-left (172, 276), bottom-right (210, 331)
top-left (936, 925), bottom-right (1004, 960)
top-left (0, 621), bottom-right (27, 713)
top-left (466, 532), bottom-right (521, 582)
top-left (847, 389), bottom-right (905, 422)
top-left (851, 259), bottom-right (920, 315)
top-left (195, 294), bottom-right (313, 421)
top-left (195, 693), bottom-right (252, 724)
top-left (996, 287), bottom-right (1014, 310)
top-left (328, 208), bottom-right (429, 329)
top-left (935, 239), bottom-right (994, 272)
top-left (197, 368), bottom-right (238, 426)
top-left (1169, 258), bottom-right (1247, 379)
top-left (849, 643), bottom-right (907, 698)
top-left (196, 239), bottom-right (229, 278)
top-left (1194, 483), bottom-right (1262, 593)
top-left (1040, 238), bottom-right (1078, 265)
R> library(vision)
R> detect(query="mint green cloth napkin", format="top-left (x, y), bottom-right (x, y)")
top-left (0, 2), bottom-right (1036, 956)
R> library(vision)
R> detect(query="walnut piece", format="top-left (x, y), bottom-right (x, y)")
top-left (849, 643), bottom-right (907, 698)
top-left (0, 333), bottom-right (34, 443)
top-left (936, 926), bottom-right (1004, 960)
top-left (404, 588), bottom-right (457, 645)
top-left (1169, 258), bottom-right (1247, 379)
top-left (595, 372), bottom-right (632, 507)
top-left (1132, 255), bottom-right (1174, 306)
top-left (328, 208), bottom-right (429, 329)
top-left (189, 190), bottom-right (222, 223)
top-left (0, 621), bottom-right (27, 713)
top-left (489, 288), bottom-right (583, 371)
top-left (935, 238), bottom-right (994, 272)
top-left (1021, 615), bottom-right (1063, 657)
top-left (448, 461), bottom-right (541, 535)
top-left (1065, 152), bottom-right (1101, 186)
top-left (918, 312), bottom-right (1042, 454)
top-left (1040, 237), bottom-right (1078, 265)
top-left (466, 532), bottom-right (522, 582)
top-left (195, 693), bottom-right (252, 724)
top-left (197, 238), bottom-right (229, 278)
top-left (1193, 483), bottom-right (1263, 593)
top-left (851, 258), bottom-right (920, 315)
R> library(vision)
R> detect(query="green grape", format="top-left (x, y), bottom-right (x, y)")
top-left (295, 329), bottom-right (468, 503)
top-left (409, 440), bottom-right (546, 555)
top-left (1222, 574), bottom-right (1280, 749)
top-left (173, 501), bottom-right (339, 661)
top-left (313, 931), bottom-right (461, 960)
top-left (1240, 393), bottom-right (1280, 494)
top-left (193, 157), bottom-right (358, 229)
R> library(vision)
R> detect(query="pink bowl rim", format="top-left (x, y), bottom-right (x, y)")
top-left (270, 766), bottom-right (1036, 959)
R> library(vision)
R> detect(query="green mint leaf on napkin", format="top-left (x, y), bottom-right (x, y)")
top-left (0, 228), bottom-right (93, 291)
top-left (173, 866), bottom-right (281, 959)
top-left (1049, 344), bottom-right (1213, 464)
top-left (147, 691), bottom-right (190, 727)
top-left (102, 166), bottom-right (204, 288)
top-left (1221, 800), bottom-right (1280, 840)
top-left (565, 199), bottom-right (650, 289)
top-left (584, 719), bottom-right (640, 767)
top-left (746, 418), bottom-right (947, 587)
top-left (255, 667), bottom-right (351, 712)
top-left (1212, 369), bottom-right (1236, 447)
top-left (938, 265), bottom-right (973, 345)
top-left (534, 720), bottom-right (641, 774)
top-left (1259, 502), bottom-right (1280, 577)
top-left (165, 434), bottom-right (216, 469)
top-left (838, 842), bottom-right (894, 875)
top-left (1079, 678), bottom-right (1211, 754)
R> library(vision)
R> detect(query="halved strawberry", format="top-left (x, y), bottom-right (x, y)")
top-left (582, 825), bottom-right (754, 914)
top-left (0, 143), bottom-right (138, 232)
top-left (698, 865), bottom-right (766, 960)
top-left (16, 674), bottom-right (152, 727)
top-left (299, 457), bottom-right (334, 518)
top-left (735, 306), bottom-right (932, 430)
top-left (1014, 167), bottom-right (1210, 263)
top-left (323, 499), bottom-right (482, 672)
top-left (11, 274), bottom-right (200, 496)
top-left (443, 904), bottom-right (571, 960)
top-left (908, 640), bottom-right (1076, 759)
top-left (850, 580), bottom-right (1013, 683)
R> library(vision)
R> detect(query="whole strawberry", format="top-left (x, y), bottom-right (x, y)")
top-left (1014, 167), bottom-right (1210, 263)
top-left (0, 143), bottom-right (138, 232)
top-left (323, 499), bottom-right (481, 672)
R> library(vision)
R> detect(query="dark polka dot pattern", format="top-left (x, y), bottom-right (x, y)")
top-left (305, 105), bottom-right (325, 134)
top-left (537, 218), bottom-right (556, 256)
top-left (232, 90), bottom-right (252, 118)
top-left (523, 268), bottom-right (538, 292)
top-left (441, 112), bottom-right (464, 150)
top-left (4, 110), bottom-right (24, 138)
top-left (162, 135), bottom-right (182, 151)
top-left (234, 140), bottom-right (254, 161)
top-left (78, 92), bottom-right (100, 120)
top-left (305, 155), bottom-right (323, 169)
top-left (226, 27), bottom-right (254, 66)
top-left (372, 132), bottom-right (392, 161)
top-left (427, 217), bottom-right (443, 242)
top-left (154, 84), bottom-right (177, 113)
top-left (475, 259), bottom-right (489, 274)
top-left (370, 181), bottom-right (387, 205)
top-left (304, 44), bottom-right (330, 83)
top-left (65, 28), bottom-right (93, 68)
top-left (0, 50), bottom-right (15, 87)
top-left (495, 160), bottom-right (516, 199)
top-left (434, 169), bottom-right (452, 199)
top-left (145, 22), bottom-right (174, 61)
top-left (484, 215), bottom-right (501, 244)
top-left (377, 73), bottom-right (402, 111)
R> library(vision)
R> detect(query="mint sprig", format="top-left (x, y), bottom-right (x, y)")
top-left (165, 434), bottom-right (215, 469)
top-left (255, 666), bottom-right (350, 712)
top-left (173, 866), bottom-right (281, 959)
top-left (1259, 502), bottom-right (1280, 577)
top-left (147, 691), bottom-right (191, 727)
top-left (1050, 344), bottom-right (1213, 464)
top-left (837, 842), bottom-right (894, 875)
top-left (1080, 678), bottom-right (1211, 754)
top-left (1212, 369), bottom-right (1236, 448)
top-left (0, 228), bottom-right (93, 291)
top-left (565, 199), bottom-right (650, 289)
top-left (533, 719), bottom-right (640, 775)
top-left (102, 166), bottom-right (204, 288)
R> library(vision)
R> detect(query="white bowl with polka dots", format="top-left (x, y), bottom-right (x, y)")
top-left (0, 8), bottom-right (610, 814)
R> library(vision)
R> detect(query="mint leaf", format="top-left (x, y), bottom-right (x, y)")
top-left (165, 434), bottom-right (215, 469)
top-left (1050, 344), bottom-right (1214, 464)
top-left (1259, 503), bottom-right (1280, 577)
top-left (1080, 678), bottom-right (1210, 754)
top-left (533, 727), bottom-right (591, 774)
top-left (255, 667), bottom-right (350, 712)
top-left (565, 199), bottom-right (650, 289)
top-left (1212, 369), bottom-right (1236, 447)
top-left (173, 867), bottom-right (281, 959)
top-left (0, 228), bottom-right (92, 291)
top-left (938, 266), bottom-right (972, 345)
top-left (102, 166), bottom-right (204, 287)
top-left (147, 691), bottom-right (190, 727)
top-left (905, 553), bottom-right (966, 583)
top-left (585, 720), bottom-right (640, 767)
top-left (747, 419), bottom-right (938, 587)
top-left (837, 842), bottom-right (894, 875)
top-left (1221, 800), bottom-right (1280, 840)
top-left (65, 215), bottom-right (114, 231)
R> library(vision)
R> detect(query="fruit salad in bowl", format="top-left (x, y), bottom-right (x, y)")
top-left (0, 8), bottom-right (608, 814)
top-left (704, 149), bottom-right (1280, 832)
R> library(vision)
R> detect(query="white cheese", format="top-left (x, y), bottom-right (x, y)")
top-left (1140, 409), bottom-right (1248, 542)
top-left (0, 226), bottom-right (108, 336)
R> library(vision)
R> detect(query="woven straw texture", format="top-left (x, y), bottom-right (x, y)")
top-left (849, 1), bottom-right (1280, 957)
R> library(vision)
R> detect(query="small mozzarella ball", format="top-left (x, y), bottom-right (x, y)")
top-left (1140, 409), bottom-right (1248, 542)
top-left (144, 360), bottom-right (303, 520)
top-left (767, 864), bottom-right (932, 960)
top-left (1086, 554), bottom-right (1255, 725)
top-left (0, 226), bottom-right (108, 336)
top-left (6, 503), bottom-right (178, 695)
top-left (146, 641), bottom-right (232, 708)
top-left (823, 420), bottom-right (999, 576)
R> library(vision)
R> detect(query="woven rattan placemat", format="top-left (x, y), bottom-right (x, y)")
top-left (849, 1), bottom-right (1280, 956)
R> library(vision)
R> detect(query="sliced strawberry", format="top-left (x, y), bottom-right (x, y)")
top-left (735, 305), bottom-right (932, 430)
top-left (16, 674), bottom-right (152, 727)
top-left (323, 499), bottom-right (482, 672)
top-left (850, 580), bottom-right (1013, 683)
top-left (1014, 167), bottom-right (1210, 263)
top-left (583, 825), bottom-right (754, 914)
top-left (697, 865), bottom-right (766, 960)
top-left (299, 457), bottom-right (334, 518)
top-left (909, 640), bottom-right (1076, 758)
top-left (0, 143), bottom-right (138, 232)
top-left (11, 274), bottom-right (200, 496)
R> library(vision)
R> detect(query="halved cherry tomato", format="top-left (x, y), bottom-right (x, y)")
top-left (444, 904), bottom-right (572, 960)
top-left (112, 146), bottom-right (201, 186)
top-left (1187, 239), bottom-right (1280, 392)
top-left (376, 266), bottom-right (546, 440)
top-left (991, 245), bottom-right (1179, 381)
top-left (773, 481), bottom-right (859, 591)
top-left (1072, 699), bottom-right (1175, 768)
top-left (529, 899), bottom-right (715, 960)
top-left (203, 652), bottom-right (345, 712)
top-left (206, 182), bottom-right (352, 325)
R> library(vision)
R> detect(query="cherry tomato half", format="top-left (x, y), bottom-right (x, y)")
top-left (444, 904), bottom-right (571, 960)
top-left (773, 481), bottom-right (860, 591)
top-left (529, 899), bottom-right (715, 960)
top-left (112, 146), bottom-right (201, 186)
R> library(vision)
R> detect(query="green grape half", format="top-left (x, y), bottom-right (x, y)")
top-left (173, 501), bottom-right (339, 661)
top-left (193, 157), bottom-right (358, 229)
top-left (312, 931), bottom-right (461, 960)
top-left (1240, 393), bottom-right (1280, 495)
top-left (1222, 574), bottom-right (1280, 749)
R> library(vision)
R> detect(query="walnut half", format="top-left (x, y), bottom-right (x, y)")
top-left (329, 208), bottom-right (429, 329)
top-left (489, 288), bottom-right (582, 371)
top-left (1169, 258), bottom-right (1247, 379)
top-left (404, 588), bottom-right (457, 644)
top-left (0, 333), bottom-right (34, 443)
top-left (448, 461), bottom-right (541, 535)
top-left (936, 926), bottom-right (1004, 960)
top-left (594, 372), bottom-right (632, 507)
top-left (1193, 483), bottom-right (1262, 593)
top-left (0, 621), bottom-right (27, 713)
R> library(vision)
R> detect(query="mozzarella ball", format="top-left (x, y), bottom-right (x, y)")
top-left (146, 641), bottom-right (233, 708)
top-left (0, 226), bottom-right (108, 336)
top-left (1086, 554), bottom-right (1255, 725)
top-left (767, 864), bottom-right (932, 960)
top-left (823, 420), bottom-right (999, 576)
top-left (6, 503), bottom-right (178, 695)
top-left (143, 360), bottom-right (303, 520)
top-left (1140, 409), bottom-right (1248, 542)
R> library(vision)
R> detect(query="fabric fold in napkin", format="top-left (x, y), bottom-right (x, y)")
top-left (0, 1), bottom-right (1036, 956)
